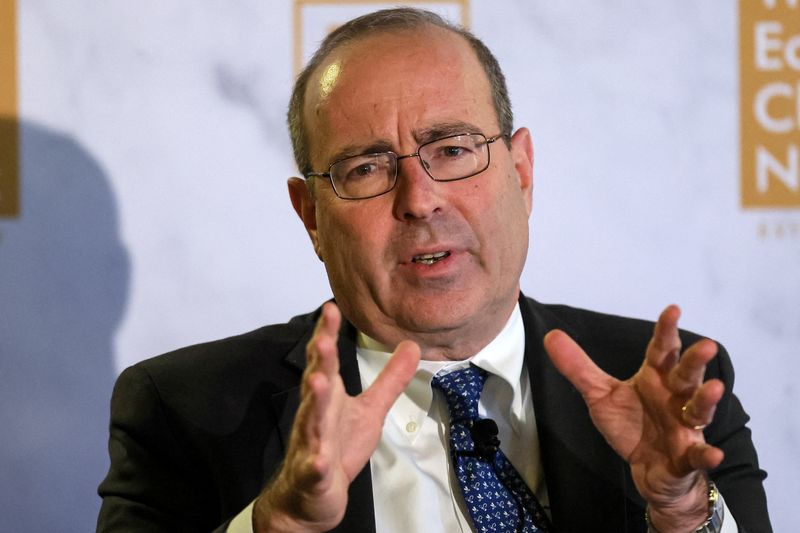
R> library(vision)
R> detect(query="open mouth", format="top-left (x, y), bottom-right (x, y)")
top-left (411, 251), bottom-right (451, 265)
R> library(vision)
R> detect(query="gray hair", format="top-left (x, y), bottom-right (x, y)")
top-left (287, 7), bottom-right (514, 176)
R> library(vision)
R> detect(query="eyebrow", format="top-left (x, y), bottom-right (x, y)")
top-left (328, 140), bottom-right (395, 165)
top-left (324, 120), bottom-right (487, 166)
top-left (414, 121), bottom-right (485, 144)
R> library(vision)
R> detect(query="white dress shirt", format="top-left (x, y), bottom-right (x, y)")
top-left (357, 303), bottom-right (548, 532)
top-left (228, 303), bottom-right (737, 532)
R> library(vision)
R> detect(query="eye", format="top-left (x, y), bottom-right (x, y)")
top-left (336, 154), bottom-right (391, 185)
top-left (431, 142), bottom-right (474, 161)
top-left (350, 163), bottom-right (377, 178)
top-left (443, 145), bottom-right (466, 158)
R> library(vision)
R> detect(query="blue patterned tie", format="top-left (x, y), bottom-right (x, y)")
top-left (433, 365), bottom-right (551, 533)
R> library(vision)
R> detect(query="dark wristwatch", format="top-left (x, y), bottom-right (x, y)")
top-left (646, 481), bottom-right (724, 533)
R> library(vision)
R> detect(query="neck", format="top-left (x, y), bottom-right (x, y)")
top-left (358, 296), bottom-right (520, 361)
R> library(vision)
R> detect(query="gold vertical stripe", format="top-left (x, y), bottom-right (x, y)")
top-left (0, 0), bottom-right (19, 217)
top-left (293, 0), bottom-right (471, 75)
top-left (739, 0), bottom-right (749, 208)
top-left (294, 0), bottom-right (303, 77)
top-left (458, 0), bottom-right (470, 28)
top-left (740, 0), bottom-right (800, 208)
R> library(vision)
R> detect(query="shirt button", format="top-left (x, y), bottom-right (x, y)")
top-left (405, 421), bottom-right (418, 433)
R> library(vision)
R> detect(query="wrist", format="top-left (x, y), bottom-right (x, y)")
top-left (645, 479), bottom-right (723, 533)
top-left (644, 474), bottom-right (712, 533)
top-left (252, 489), bottom-right (315, 533)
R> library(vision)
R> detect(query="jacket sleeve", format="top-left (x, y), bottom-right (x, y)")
top-left (96, 365), bottom-right (230, 532)
top-left (704, 342), bottom-right (771, 533)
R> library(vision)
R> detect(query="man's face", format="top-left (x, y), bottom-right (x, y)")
top-left (290, 26), bottom-right (534, 359)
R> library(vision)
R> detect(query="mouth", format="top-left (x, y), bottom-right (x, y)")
top-left (411, 251), bottom-right (451, 265)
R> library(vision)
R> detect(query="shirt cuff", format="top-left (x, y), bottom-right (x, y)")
top-left (226, 499), bottom-right (256, 533)
top-left (719, 493), bottom-right (738, 533)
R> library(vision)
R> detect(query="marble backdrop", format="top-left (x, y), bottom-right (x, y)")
top-left (2, 1), bottom-right (796, 531)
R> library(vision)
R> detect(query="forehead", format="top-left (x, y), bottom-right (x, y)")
top-left (303, 26), bottom-right (497, 164)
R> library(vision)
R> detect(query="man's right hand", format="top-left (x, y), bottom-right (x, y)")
top-left (252, 302), bottom-right (420, 533)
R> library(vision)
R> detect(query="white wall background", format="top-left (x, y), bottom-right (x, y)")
top-left (1, 1), bottom-right (796, 531)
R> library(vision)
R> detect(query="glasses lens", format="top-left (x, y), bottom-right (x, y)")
top-left (419, 134), bottom-right (489, 182)
top-left (330, 153), bottom-right (397, 199)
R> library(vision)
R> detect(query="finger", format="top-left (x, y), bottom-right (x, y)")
top-left (646, 305), bottom-right (682, 371)
top-left (668, 339), bottom-right (718, 396)
top-left (318, 301), bottom-right (342, 338)
top-left (297, 304), bottom-right (343, 438)
top-left (544, 329), bottom-right (615, 402)
top-left (291, 371), bottom-right (334, 451)
top-left (361, 340), bottom-right (421, 415)
top-left (307, 371), bottom-right (335, 436)
top-left (306, 372), bottom-right (341, 483)
top-left (681, 379), bottom-right (725, 429)
top-left (299, 305), bottom-right (345, 445)
top-left (303, 303), bottom-right (342, 393)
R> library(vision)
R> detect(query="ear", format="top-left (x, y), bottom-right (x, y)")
top-left (509, 127), bottom-right (534, 216)
top-left (288, 177), bottom-right (322, 260)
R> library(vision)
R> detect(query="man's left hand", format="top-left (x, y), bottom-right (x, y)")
top-left (544, 305), bottom-right (724, 533)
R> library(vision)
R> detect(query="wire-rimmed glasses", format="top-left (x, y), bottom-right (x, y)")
top-left (306, 132), bottom-right (506, 200)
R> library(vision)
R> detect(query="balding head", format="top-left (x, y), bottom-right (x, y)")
top-left (287, 7), bottom-right (513, 177)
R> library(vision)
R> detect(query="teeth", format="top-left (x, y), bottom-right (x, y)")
top-left (412, 251), bottom-right (450, 265)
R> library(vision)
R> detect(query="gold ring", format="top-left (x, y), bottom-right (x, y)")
top-left (681, 403), bottom-right (707, 431)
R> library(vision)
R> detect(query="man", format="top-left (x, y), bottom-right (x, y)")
top-left (97, 8), bottom-right (770, 533)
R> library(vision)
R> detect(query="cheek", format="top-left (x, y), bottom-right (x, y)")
top-left (317, 206), bottom-right (385, 268)
top-left (464, 178), bottom-right (514, 231)
top-left (473, 175), bottom-right (530, 256)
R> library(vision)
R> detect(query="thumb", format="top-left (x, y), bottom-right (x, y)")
top-left (362, 340), bottom-right (421, 415)
top-left (544, 329), bottom-right (613, 402)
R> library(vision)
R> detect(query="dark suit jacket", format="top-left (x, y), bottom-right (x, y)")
top-left (97, 296), bottom-right (770, 532)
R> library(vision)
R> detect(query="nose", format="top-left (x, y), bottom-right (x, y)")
top-left (391, 155), bottom-right (444, 221)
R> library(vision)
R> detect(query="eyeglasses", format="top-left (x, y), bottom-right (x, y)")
top-left (306, 132), bottom-right (506, 200)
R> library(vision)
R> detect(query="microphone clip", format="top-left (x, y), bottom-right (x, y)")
top-left (469, 418), bottom-right (500, 460)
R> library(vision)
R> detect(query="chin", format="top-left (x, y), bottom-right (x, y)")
top-left (393, 296), bottom-right (477, 333)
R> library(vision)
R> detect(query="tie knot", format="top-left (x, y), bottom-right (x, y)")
top-left (432, 365), bottom-right (487, 422)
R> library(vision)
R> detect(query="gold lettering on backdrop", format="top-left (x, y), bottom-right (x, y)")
top-left (757, 219), bottom-right (800, 238)
top-left (0, 0), bottom-right (19, 218)
top-left (293, 0), bottom-right (470, 75)
top-left (741, 0), bottom-right (800, 207)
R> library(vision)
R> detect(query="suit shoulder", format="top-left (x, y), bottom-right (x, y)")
top-left (120, 306), bottom-right (322, 393)
top-left (523, 297), bottom-right (715, 379)
top-left (108, 307), bottom-right (325, 440)
top-left (529, 298), bottom-right (706, 346)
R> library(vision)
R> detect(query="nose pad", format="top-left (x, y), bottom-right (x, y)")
top-left (392, 155), bottom-right (442, 220)
top-left (399, 153), bottom-right (433, 179)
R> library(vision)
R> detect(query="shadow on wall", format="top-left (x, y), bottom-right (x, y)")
top-left (0, 118), bottom-right (129, 532)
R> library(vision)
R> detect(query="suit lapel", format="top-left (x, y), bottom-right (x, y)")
top-left (519, 296), bottom-right (644, 532)
top-left (264, 297), bottom-right (645, 532)
top-left (268, 310), bottom-right (377, 533)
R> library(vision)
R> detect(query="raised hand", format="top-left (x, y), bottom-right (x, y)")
top-left (253, 302), bottom-right (420, 532)
top-left (544, 305), bottom-right (724, 532)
